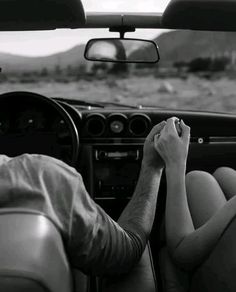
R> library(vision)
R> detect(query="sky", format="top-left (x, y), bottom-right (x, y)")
top-left (83, 0), bottom-right (169, 13)
top-left (0, 0), bottom-right (170, 57)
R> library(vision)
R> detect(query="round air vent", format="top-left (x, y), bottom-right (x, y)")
top-left (85, 113), bottom-right (106, 137)
top-left (129, 114), bottom-right (151, 137)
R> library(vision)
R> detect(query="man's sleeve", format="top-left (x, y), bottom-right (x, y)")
top-left (66, 174), bottom-right (145, 276)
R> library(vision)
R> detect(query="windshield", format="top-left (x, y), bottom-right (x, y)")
top-left (1, 28), bottom-right (236, 114)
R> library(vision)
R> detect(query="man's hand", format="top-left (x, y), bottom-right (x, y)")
top-left (154, 117), bottom-right (190, 170)
top-left (143, 121), bottom-right (166, 169)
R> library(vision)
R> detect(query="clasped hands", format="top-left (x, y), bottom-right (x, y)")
top-left (143, 117), bottom-right (191, 170)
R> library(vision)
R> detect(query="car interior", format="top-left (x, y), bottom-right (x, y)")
top-left (1, 0), bottom-right (236, 291)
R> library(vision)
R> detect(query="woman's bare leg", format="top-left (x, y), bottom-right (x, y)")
top-left (213, 167), bottom-right (236, 200)
top-left (186, 171), bottom-right (227, 228)
top-left (165, 170), bottom-right (236, 270)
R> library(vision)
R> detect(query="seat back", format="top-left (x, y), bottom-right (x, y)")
top-left (0, 209), bottom-right (72, 292)
top-left (100, 242), bottom-right (157, 292)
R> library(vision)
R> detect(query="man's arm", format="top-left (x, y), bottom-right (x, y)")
top-left (118, 122), bottom-right (166, 245)
top-left (117, 162), bottom-right (162, 250)
top-left (67, 122), bottom-right (166, 276)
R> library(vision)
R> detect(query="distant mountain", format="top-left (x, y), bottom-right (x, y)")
top-left (0, 44), bottom-right (87, 73)
top-left (2, 30), bottom-right (236, 73)
top-left (131, 31), bottom-right (236, 66)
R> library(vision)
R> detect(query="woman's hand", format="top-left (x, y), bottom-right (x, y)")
top-left (154, 117), bottom-right (190, 169)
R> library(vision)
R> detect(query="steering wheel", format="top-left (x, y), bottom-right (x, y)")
top-left (0, 91), bottom-right (79, 166)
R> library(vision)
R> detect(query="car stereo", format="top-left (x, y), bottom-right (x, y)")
top-left (93, 145), bottom-right (143, 199)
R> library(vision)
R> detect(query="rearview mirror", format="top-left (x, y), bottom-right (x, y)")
top-left (84, 38), bottom-right (160, 63)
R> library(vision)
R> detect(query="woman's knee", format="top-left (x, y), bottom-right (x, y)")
top-left (213, 167), bottom-right (235, 181)
top-left (185, 170), bottom-right (226, 227)
top-left (213, 167), bottom-right (236, 200)
top-left (186, 170), bottom-right (226, 198)
top-left (186, 170), bottom-right (214, 190)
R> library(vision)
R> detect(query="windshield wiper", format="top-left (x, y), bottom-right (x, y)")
top-left (53, 97), bottom-right (105, 108)
top-left (53, 97), bottom-right (168, 109)
top-left (97, 101), bottom-right (138, 109)
top-left (53, 97), bottom-right (138, 109)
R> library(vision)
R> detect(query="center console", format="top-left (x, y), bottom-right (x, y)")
top-left (79, 142), bottom-right (143, 219)
top-left (93, 144), bottom-right (143, 199)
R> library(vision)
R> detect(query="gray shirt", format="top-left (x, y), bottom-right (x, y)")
top-left (0, 154), bottom-right (144, 276)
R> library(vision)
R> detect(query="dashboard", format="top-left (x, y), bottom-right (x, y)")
top-left (1, 91), bottom-right (236, 219)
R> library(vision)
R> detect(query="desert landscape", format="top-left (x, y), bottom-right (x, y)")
top-left (1, 74), bottom-right (236, 114)
top-left (1, 30), bottom-right (236, 114)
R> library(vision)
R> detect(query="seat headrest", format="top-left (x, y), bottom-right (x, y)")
top-left (0, 0), bottom-right (86, 30)
top-left (162, 0), bottom-right (236, 31)
top-left (0, 211), bottom-right (72, 292)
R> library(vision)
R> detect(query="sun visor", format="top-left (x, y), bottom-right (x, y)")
top-left (0, 0), bottom-right (86, 30)
top-left (161, 0), bottom-right (236, 31)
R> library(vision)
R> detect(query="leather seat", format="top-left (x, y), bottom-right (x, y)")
top-left (159, 216), bottom-right (236, 292)
top-left (0, 209), bottom-right (73, 292)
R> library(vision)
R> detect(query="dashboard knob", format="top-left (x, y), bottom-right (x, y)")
top-left (110, 120), bottom-right (125, 134)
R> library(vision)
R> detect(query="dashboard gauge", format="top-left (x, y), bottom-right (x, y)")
top-left (17, 109), bottom-right (46, 132)
top-left (52, 117), bottom-right (70, 140)
top-left (110, 120), bottom-right (125, 134)
top-left (0, 118), bottom-right (10, 135)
